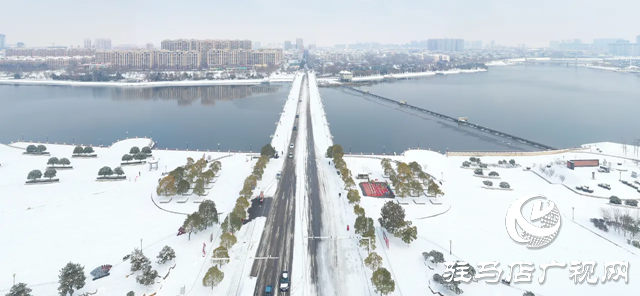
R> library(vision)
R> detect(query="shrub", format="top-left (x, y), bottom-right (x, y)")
top-left (479, 163), bottom-right (488, 168)
top-left (488, 171), bottom-right (499, 176)
top-left (462, 161), bottom-right (471, 167)
top-left (73, 146), bottom-right (84, 154)
top-left (509, 159), bottom-right (516, 165)
top-left (483, 180), bottom-right (493, 186)
top-left (130, 146), bottom-right (140, 154)
top-left (141, 146), bottom-right (152, 154)
top-left (624, 199), bottom-right (638, 207)
top-left (83, 146), bottom-right (94, 154)
top-left (134, 152), bottom-right (147, 160)
top-left (610, 196), bottom-right (622, 205)
top-left (499, 182), bottom-right (510, 189)
top-left (47, 157), bottom-right (60, 166)
top-left (60, 158), bottom-right (71, 166)
top-left (26, 145), bottom-right (37, 153)
top-left (98, 166), bottom-right (113, 177)
top-left (114, 167), bottom-right (125, 176)
top-left (122, 154), bottom-right (133, 162)
top-left (36, 145), bottom-right (47, 153)
top-left (44, 168), bottom-right (57, 179)
top-left (27, 170), bottom-right (42, 180)
top-left (474, 169), bottom-right (483, 175)
top-left (469, 157), bottom-right (477, 162)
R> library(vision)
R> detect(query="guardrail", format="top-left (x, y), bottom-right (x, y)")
top-left (9, 137), bottom-right (154, 149)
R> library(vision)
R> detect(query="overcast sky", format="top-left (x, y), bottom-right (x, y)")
top-left (2, 0), bottom-right (639, 48)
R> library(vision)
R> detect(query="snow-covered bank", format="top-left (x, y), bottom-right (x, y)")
top-left (0, 139), bottom-right (255, 295)
top-left (343, 145), bottom-right (637, 296)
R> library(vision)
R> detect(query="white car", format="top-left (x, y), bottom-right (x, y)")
top-left (280, 271), bottom-right (290, 291)
top-left (290, 143), bottom-right (294, 149)
top-left (288, 153), bottom-right (293, 159)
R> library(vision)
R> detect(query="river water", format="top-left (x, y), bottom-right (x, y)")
top-left (320, 65), bottom-right (640, 154)
top-left (2, 66), bottom-right (639, 152)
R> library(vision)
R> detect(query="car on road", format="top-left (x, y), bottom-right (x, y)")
top-left (280, 271), bottom-right (290, 291)
top-left (265, 285), bottom-right (273, 296)
top-left (288, 153), bottom-right (293, 159)
top-left (290, 143), bottom-right (294, 149)
top-left (293, 126), bottom-right (297, 131)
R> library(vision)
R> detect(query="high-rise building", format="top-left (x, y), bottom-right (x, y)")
top-left (146, 43), bottom-right (154, 50)
top-left (17, 42), bottom-right (25, 48)
top-left (95, 38), bottom-right (112, 50)
top-left (0, 34), bottom-right (5, 49)
top-left (609, 42), bottom-right (640, 56)
top-left (427, 39), bottom-right (464, 52)
top-left (592, 38), bottom-right (625, 52)
top-left (284, 41), bottom-right (292, 50)
top-left (84, 38), bottom-right (92, 49)
top-left (296, 38), bottom-right (303, 50)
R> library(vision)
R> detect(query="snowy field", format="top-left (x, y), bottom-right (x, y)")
top-left (0, 139), bottom-right (262, 295)
top-left (342, 147), bottom-right (638, 296)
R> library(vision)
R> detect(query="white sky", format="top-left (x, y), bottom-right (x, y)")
top-left (1, 0), bottom-right (639, 48)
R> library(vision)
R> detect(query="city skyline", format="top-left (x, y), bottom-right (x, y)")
top-left (1, 0), bottom-right (639, 48)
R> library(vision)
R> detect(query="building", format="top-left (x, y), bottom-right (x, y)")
top-left (5, 48), bottom-right (95, 57)
top-left (296, 38), bottom-right (303, 50)
top-left (160, 39), bottom-right (252, 51)
top-left (559, 42), bottom-right (591, 51)
top-left (566, 159), bottom-right (599, 170)
top-left (284, 41), bottom-right (292, 50)
top-left (253, 42), bottom-right (261, 50)
top-left (591, 38), bottom-right (625, 52)
top-left (427, 39), bottom-right (464, 52)
top-left (490, 40), bottom-right (495, 48)
top-left (84, 38), bottom-right (92, 49)
top-left (609, 42), bottom-right (640, 56)
top-left (339, 71), bottom-right (353, 82)
top-left (0, 34), bottom-right (5, 49)
top-left (0, 56), bottom-right (94, 69)
top-left (95, 38), bottom-right (112, 50)
top-left (146, 43), bottom-right (154, 50)
top-left (17, 42), bottom-right (25, 48)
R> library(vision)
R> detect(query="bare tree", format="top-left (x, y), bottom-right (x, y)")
top-left (558, 174), bottom-right (566, 182)
top-left (547, 168), bottom-right (556, 177)
top-left (539, 166), bottom-right (547, 174)
top-left (600, 207), bottom-right (612, 221)
top-left (612, 208), bottom-right (622, 233)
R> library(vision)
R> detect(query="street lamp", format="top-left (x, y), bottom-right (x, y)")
top-left (449, 240), bottom-right (452, 255)
top-left (73, 137), bottom-right (75, 144)
top-left (47, 135), bottom-right (49, 143)
top-left (350, 146), bottom-right (352, 153)
top-left (250, 144), bottom-right (252, 152)
top-left (572, 207), bottom-right (575, 221)
top-left (140, 238), bottom-right (143, 250)
top-left (218, 143), bottom-right (220, 151)
top-left (99, 138), bottom-right (101, 146)
top-left (186, 142), bottom-right (189, 150)
top-left (126, 131), bottom-right (128, 138)
top-left (383, 146), bottom-right (385, 155)
top-left (13, 273), bottom-right (15, 286)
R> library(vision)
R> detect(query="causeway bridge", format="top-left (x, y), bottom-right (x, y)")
top-left (342, 86), bottom-right (557, 151)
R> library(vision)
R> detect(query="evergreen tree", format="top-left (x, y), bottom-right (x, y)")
top-left (523, 292), bottom-right (535, 296)
top-left (347, 189), bottom-right (361, 204)
top-left (129, 248), bottom-right (151, 272)
top-left (488, 171), bottom-right (499, 176)
top-left (73, 146), bottom-right (84, 154)
top-left (156, 175), bottom-right (177, 196)
top-left (114, 167), bottom-right (125, 176)
top-left (364, 252), bottom-right (383, 271)
top-left (428, 182), bottom-right (444, 197)
top-left (211, 246), bottom-right (230, 267)
top-left (122, 154), bottom-right (133, 162)
top-left (398, 221), bottom-right (418, 244)
top-left (157, 245), bottom-right (176, 264)
top-left (422, 250), bottom-right (445, 264)
top-left (260, 144), bottom-right (276, 158)
top-left (193, 178), bottom-right (206, 196)
top-left (135, 264), bottom-right (158, 286)
top-left (355, 216), bottom-right (375, 236)
top-left (433, 273), bottom-right (463, 294)
top-left (209, 161), bottom-right (222, 173)
top-left (130, 146), bottom-right (140, 154)
top-left (176, 180), bottom-right (190, 195)
top-left (83, 146), bottom-right (94, 154)
top-left (202, 266), bottom-right (224, 289)
top-left (371, 267), bottom-right (395, 296)
top-left (27, 170), bottom-right (42, 180)
top-left (220, 232), bottom-right (238, 249)
top-left (47, 157), bottom-right (60, 166)
top-left (98, 166), bottom-right (113, 177)
top-left (37, 145), bottom-right (47, 153)
top-left (26, 145), bottom-right (37, 153)
top-left (198, 200), bottom-right (219, 226)
top-left (332, 144), bottom-right (344, 161)
top-left (44, 168), bottom-right (57, 179)
top-left (379, 201), bottom-right (406, 234)
top-left (5, 282), bottom-right (32, 296)
top-left (57, 262), bottom-right (86, 296)
top-left (353, 204), bottom-right (366, 217)
top-left (127, 292), bottom-right (135, 296)
top-left (59, 158), bottom-right (71, 166)
top-left (326, 145), bottom-right (334, 158)
top-left (183, 212), bottom-right (205, 240)
top-left (141, 146), bottom-right (152, 154)
top-left (483, 180), bottom-right (493, 187)
top-left (134, 152), bottom-right (147, 161)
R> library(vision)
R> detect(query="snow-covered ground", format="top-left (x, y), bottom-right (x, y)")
top-left (0, 138), bottom-right (262, 295)
top-left (342, 148), bottom-right (637, 296)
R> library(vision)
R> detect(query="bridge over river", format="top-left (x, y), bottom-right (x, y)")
top-left (342, 86), bottom-right (557, 151)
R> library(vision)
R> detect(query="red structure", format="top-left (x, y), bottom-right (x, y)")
top-left (567, 159), bottom-right (599, 170)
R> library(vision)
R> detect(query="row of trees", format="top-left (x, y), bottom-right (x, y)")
top-left (47, 157), bottom-right (71, 167)
top-left (5, 262), bottom-right (85, 296)
top-left (482, 180), bottom-right (511, 188)
top-left (201, 144), bottom-right (276, 289)
top-left (128, 245), bottom-right (176, 286)
top-left (597, 207), bottom-right (640, 239)
top-left (382, 159), bottom-right (443, 198)
top-left (182, 200), bottom-right (219, 240)
top-left (98, 166), bottom-right (125, 177)
top-left (27, 168), bottom-right (58, 180)
top-left (330, 144), bottom-right (396, 295)
top-left (157, 157), bottom-right (220, 197)
top-left (72, 146), bottom-right (94, 155)
top-left (26, 144), bottom-right (47, 154)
